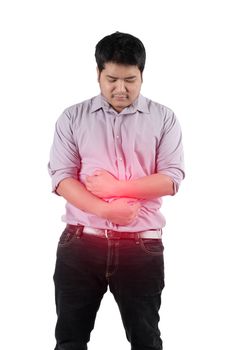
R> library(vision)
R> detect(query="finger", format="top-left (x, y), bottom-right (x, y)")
top-left (127, 199), bottom-right (139, 205)
top-left (127, 198), bottom-right (137, 202)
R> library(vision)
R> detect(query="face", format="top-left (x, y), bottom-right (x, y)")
top-left (97, 62), bottom-right (143, 113)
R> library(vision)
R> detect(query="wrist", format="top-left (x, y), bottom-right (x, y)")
top-left (114, 180), bottom-right (125, 197)
top-left (97, 200), bottom-right (110, 219)
top-left (117, 180), bottom-right (127, 197)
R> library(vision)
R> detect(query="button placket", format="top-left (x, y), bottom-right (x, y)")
top-left (114, 117), bottom-right (125, 179)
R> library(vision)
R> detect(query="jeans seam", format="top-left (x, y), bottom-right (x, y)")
top-left (105, 240), bottom-right (119, 278)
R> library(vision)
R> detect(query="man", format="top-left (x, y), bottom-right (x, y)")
top-left (48, 32), bottom-right (185, 350)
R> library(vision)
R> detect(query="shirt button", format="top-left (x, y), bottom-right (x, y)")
top-left (119, 157), bottom-right (123, 161)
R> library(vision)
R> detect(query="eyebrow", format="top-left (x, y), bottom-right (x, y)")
top-left (106, 75), bottom-right (136, 80)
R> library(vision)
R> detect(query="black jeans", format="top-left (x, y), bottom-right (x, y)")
top-left (53, 225), bottom-right (165, 350)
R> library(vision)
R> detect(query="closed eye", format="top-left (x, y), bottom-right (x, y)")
top-left (125, 78), bottom-right (136, 83)
top-left (106, 75), bottom-right (137, 83)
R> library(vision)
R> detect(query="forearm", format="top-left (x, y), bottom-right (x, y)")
top-left (116, 174), bottom-right (174, 199)
top-left (56, 177), bottom-right (108, 217)
top-left (56, 177), bottom-right (140, 226)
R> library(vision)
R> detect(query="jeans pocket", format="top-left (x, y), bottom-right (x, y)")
top-left (58, 228), bottom-right (78, 248)
top-left (139, 239), bottom-right (164, 256)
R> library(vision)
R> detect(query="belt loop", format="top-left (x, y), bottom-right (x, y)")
top-left (75, 225), bottom-right (84, 239)
top-left (135, 232), bottom-right (140, 244)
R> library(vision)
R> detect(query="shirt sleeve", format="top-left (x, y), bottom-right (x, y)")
top-left (48, 110), bottom-right (81, 194)
top-left (156, 107), bottom-right (185, 194)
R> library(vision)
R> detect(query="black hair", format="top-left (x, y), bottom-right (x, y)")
top-left (95, 32), bottom-right (146, 73)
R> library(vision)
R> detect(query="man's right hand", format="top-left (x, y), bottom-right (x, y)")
top-left (103, 198), bottom-right (141, 226)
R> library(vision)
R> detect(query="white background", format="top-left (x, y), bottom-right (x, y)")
top-left (1, 0), bottom-right (233, 349)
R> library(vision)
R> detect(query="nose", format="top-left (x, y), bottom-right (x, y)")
top-left (116, 79), bottom-right (127, 93)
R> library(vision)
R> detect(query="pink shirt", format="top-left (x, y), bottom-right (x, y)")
top-left (48, 94), bottom-right (185, 231)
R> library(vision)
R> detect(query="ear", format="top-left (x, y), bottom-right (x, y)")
top-left (96, 67), bottom-right (100, 82)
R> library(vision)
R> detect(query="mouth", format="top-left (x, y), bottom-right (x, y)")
top-left (113, 95), bottom-right (128, 100)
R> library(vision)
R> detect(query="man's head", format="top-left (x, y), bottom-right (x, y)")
top-left (95, 32), bottom-right (146, 112)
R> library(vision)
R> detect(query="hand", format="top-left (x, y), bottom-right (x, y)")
top-left (104, 198), bottom-right (141, 226)
top-left (85, 170), bottom-right (118, 198)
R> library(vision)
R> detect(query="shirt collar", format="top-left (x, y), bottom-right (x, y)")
top-left (90, 94), bottom-right (150, 114)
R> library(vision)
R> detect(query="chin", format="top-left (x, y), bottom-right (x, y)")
top-left (115, 103), bottom-right (127, 109)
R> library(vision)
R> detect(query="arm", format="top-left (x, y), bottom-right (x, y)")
top-left (57, 177), bottom-right (141, 226)
top-left (85, 109), bottom-right (184, 200)
top-left (118, 174), bottom-right (174, 199)
top-left (57, 177), bottom-right (108, 216)
top-left (85, 170), bottom-right (174, 199)
top-left (48, 111), bottom-right (140, 226)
